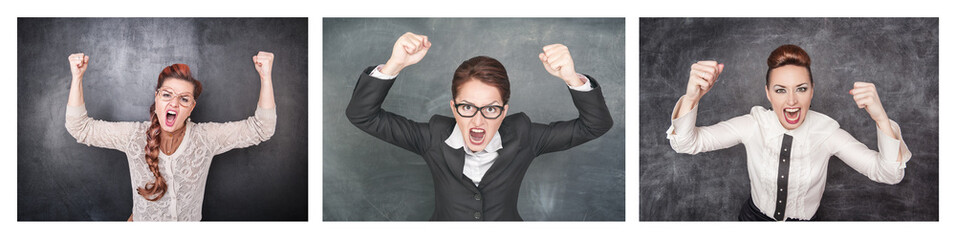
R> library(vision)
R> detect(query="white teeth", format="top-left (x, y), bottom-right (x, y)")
top-left (471, 129), bottom-right (484, 133)
top-left (167, 110), bottom-right (177, 115)
top-left (785, 108), bottom-right (799, 113)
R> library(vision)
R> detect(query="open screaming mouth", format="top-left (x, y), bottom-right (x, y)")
top-left (469, 128), bottom-right (485, 145)
top-left (784, 107), bottom-right (800, 124)
top-left (165, 110), bottom-right (178, 127)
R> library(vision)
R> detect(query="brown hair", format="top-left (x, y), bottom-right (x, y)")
top-left (452, 56), bottom-right (511, 105)
top-left (766, 44), bottom-right (813, 87)
top-left (138, 63), bottom-right (202, 201)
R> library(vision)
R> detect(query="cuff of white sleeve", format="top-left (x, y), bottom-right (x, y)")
top-left (567, 73), bottom-right (593, 92)
top-left (369, 64), bottom-right (397, 80)
top-left (666, 96), bottom-right (698, 140)
top-left (876, 119), bottom-right (911, 169)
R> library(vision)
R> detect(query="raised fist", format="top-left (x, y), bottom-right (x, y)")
top-left (68, 53), bottom-right (89, 80)
top-left (382, 32), bottom-right (431, 76)
top-left (538, 44), bottom-right (581, 86)
top-left (685, 60), bottom-right (724, 102)
top-left (253, 51), bottom-right (274, 78)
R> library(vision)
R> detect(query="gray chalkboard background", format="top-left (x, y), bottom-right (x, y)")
top-left (639, 18), bottom-right (938, 221)
top-left (323, 18), bottom-right (625, 221)
top-left (18, 18), bottom-right (308, 221)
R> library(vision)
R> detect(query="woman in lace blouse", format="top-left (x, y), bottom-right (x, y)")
top-left (666, 45), bottom-right (911, 221)
top-left (64, 51), bottom-right (277, 221)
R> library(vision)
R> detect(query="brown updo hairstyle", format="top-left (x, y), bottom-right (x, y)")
top-left (766, 44), bottom-right (813, 87)
top-left (452, 56), bottom-right (511, 105)
top-left (139, 63), bottom-right (203, 201)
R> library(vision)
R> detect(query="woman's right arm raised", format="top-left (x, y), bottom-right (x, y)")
top-left (345, 33), bottom-right (433, 155)
top-left (666, 61), bottom-right (750, 155)
top-left (64, 53), bottom-right (140, 151)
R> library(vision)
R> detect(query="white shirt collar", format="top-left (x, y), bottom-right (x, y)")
top-left (445, 123), bottom-right (503, 154)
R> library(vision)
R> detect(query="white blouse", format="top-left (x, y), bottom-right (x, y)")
top-left (665, 97), bottom-right (911, 220)
top-left (65, 105), bottom-right (276, 221)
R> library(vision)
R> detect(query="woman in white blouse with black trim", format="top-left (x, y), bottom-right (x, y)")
top-left (666, 44), bottom-right (911, 221)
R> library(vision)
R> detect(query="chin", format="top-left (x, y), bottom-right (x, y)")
top-left (466, 144), bottom-right (486, 152)
top-left (777, 117), bottom-right (805, 130)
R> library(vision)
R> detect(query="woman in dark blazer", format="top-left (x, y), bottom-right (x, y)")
top-left (346, 32), bottom-right (613, 221)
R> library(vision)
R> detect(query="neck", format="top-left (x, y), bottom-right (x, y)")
top-left (160, 124), bottom-right (187, 155)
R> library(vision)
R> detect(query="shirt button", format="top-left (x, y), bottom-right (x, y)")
top-left (781, 175), bottom-right (785, 179)
top-left (780, 188), bottom-right (784, 192)
top-left (474, 211), bottom-right (481, 220)
top-left (474, 193), bottom-right (481, 201)
top-left (777, 212), bottom-right (781, 215)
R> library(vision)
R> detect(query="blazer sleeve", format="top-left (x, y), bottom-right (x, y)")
top-left (531, 75), bottom-right (614, 156)
top-left (345, 66), bottom-right (431, 155)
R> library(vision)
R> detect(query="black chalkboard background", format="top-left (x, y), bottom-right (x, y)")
top-left (17, 18), bottom-right (308, 221)
top-left (639, 18), bottom-right (938, 221)
top-left (323, 18), bottom-right (625, 221)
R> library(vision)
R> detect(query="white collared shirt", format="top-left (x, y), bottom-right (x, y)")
top-left (368, 64), bottom-right (594, 186)
top-left (445, 124), bottom-right (503, 186)
top-left (665, 96), bottom-right (912, 220)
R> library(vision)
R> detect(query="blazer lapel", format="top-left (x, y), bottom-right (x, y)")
top-left (441, 144), bottom-right (481, 194)
top-left (478, 123), bottom-right (518, 189)
top-left (442, 144), bottom-right (466, 184)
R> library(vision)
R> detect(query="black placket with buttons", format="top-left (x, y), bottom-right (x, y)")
top-left (774, 134), bottom-right (793, 221)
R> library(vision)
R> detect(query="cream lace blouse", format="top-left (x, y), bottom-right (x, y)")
top-left (65, 105), bottom-right (276, 221)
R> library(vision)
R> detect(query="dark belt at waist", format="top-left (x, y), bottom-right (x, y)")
top-left (737, 197), bottom-right (817, 221)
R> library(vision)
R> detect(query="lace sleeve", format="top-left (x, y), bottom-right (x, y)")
top-left (65, 104), bottom-right (142, 152)
top-left (198, 107), bottom-right (277, 156)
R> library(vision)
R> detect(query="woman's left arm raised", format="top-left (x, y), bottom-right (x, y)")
top-left (254, 51), bottom-right (276, 110)
top-left (203, 51), bottom-right (277, 155)
top-left (532, 44), bottom-right (613, 155)
top-left (833, 82), bottom-right (912, 184)
top-left (850, 82), bottom-right (910, 163)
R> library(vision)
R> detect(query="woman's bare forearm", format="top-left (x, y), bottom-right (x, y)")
top-left (67, 76), bottom-right (85, 107)
top-left (258, 76), bottom-right (275, 109)
top-left (66, 53), bottom-right (89, 107)
top-left (252, 51), bottom-right (276, 110)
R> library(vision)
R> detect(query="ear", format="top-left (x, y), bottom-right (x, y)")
top-left (187, 104), bottom-right (196, 116)
top-left (449, 100), bottom-right (456, 116)
top-left (502, 104), bottom-right (509, 117)
top-left (808, 83), bottom-right (814, 100)
top-left (765, 86), bottom-right (771, 104)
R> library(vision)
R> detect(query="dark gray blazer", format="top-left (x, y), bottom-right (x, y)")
top-left (346, 66), bottom-right (613, 221)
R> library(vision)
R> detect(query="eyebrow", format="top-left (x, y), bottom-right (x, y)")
top-left (458, 100), bottom-right (501, 106)
top-left (160, 88), bottom-right (194, 95)
top-left (773, 83), bottom-right (810, 89)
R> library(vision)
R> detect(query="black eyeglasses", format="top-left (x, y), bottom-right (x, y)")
top-left (455, 103), bottom-right (504, 119)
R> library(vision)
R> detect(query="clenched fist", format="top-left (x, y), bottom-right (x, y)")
top-left (849, 82), bottom-right (889, 123)
top-left (538, 44), bottom-right (583, 87)
top-left (382, 32), bottom-right (431, 76)
top-left (685, 60), bottom-right (724, 103)
top-left (68, 53), bottom-right (89, 80)
top-left (253, 51), bottom-right (274, 79)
